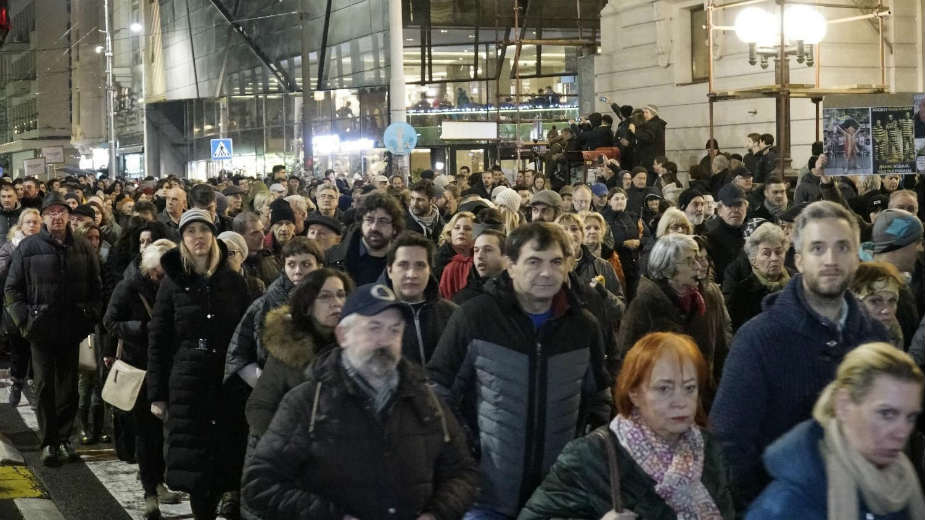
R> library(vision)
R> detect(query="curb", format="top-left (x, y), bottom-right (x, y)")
top-left (0, 432), bottom-right (25, 466)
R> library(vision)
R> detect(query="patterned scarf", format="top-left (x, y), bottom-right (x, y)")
top-left (751, 266), bottom-right (790, 292)
top-left (611, 411), bottom-right (722, 519)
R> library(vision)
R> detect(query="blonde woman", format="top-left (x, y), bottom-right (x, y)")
top-left (146, 209), bottom-right (250, 519)
top-left (580, 210), bottom-right (626, 288)
top-left (0, 208), bottom-right (42, 406)
top-left (749, 342), bottom-right (925, 519)
top-left (435, 211), bottom-right (475, 298)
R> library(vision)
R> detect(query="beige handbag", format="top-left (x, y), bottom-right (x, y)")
top-left (78, 334), bottom-right (97, 372)
top-left (101, 294), bottom-right (152, 411)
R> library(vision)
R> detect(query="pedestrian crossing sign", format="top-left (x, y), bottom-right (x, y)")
top-left (210, 138), bottom-right (233, 161)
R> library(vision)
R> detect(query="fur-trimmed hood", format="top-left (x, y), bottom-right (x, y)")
top-left (262, 305), bottom-right (334, 369)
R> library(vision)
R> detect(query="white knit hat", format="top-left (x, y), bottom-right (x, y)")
top-left (218, 231), bottom-right (248, 258)
top-left (493, 187), bottom-right (522, 213)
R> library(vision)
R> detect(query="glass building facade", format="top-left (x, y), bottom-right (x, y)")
top-left (130, 0), bottom-right (603, 177)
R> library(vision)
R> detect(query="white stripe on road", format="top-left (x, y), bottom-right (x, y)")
top-left (13, 498), bottom-right (66, 520)
top-left (2, 378), bottom-right (194, 519)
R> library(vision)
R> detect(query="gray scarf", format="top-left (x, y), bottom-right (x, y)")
top-left (341, 353), bottom-right (399, 417)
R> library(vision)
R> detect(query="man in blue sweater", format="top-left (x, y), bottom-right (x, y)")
top-left (709, 200), bottom-right (889, 510)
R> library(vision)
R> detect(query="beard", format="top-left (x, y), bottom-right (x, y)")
top-left (364, 230), bottom-right (389, 250)
top-left (804, 270), bottom-right (850, 299)
top-left (362, 347), bottom-right (399, 378)
top-left (688, 213), bottom-right (704, 225)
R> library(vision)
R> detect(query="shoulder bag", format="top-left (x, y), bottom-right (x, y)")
top-left (101, 293), bottom-right (152, 411)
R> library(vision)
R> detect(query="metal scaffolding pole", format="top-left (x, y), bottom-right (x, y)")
top-left (301, 0), bottom-right (314, 175)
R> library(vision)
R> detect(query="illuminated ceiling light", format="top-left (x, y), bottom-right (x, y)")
top-left (130, 22), bottom-right (143, 33)
top-left (95, 45), bottom-right (104, 54)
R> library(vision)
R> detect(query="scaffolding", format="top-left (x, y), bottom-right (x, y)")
top-left (705, 0), bottom-right (892, 176)
top-left (494, 0), bottom-right (601, 172)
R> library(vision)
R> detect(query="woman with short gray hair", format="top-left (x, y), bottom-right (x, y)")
top-left (722, 222), bottom-right (792, 330)
top-left (618, 234), bottom-right (732, 389)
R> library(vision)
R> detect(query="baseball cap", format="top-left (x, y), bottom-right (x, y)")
top-left (269, 183), bottom-right (287, 195)
top-left (870, 209), bottom-right (924, 254)
top-left (590, 183), bottom-right (608, 197)
top-left (529, 189), bottom-right (563, 208)
top-left (867, 194), bottom-right (889, 215)
top-left (340, 283), bottom-right (403, 319)
top-left (717, 184), bottom-right (747, 206)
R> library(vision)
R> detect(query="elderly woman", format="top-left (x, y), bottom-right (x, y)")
top-left (748, 342), bottom-right (925, 519)
top-left (618, 234), bottom-right (731, 390)
top-left (104, 239), bottom-right (180, 519)
top-left (147, 209), bottom-right (250, 519)
top-left (638, 207), bottom-right (693, 280)
top-left (851, 262), bottom-right (905, 349)
top-left (520, 332), bottom-right (735, 519)
top-left (435, 210), bottom-right (476, 299)
top-left (722, 222), bottom-right (791, 330)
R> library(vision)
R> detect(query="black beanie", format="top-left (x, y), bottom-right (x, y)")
top-left (269, 198), bottom-right (296, 227)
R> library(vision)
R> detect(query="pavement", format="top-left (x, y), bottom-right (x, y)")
top-left (0, 364), bottom-right (198, 519)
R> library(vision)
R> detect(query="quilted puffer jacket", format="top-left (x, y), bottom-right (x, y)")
top-left (427, 272), bottom-right (612, 517)
top-left (4, 226), bottom-right (101, 346)
top-left (146, 241), bottom-right (249, 494)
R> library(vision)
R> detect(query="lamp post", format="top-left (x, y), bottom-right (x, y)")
top-left (103, 0), bottom-right (117, 178)
top-left (733, 2), bottom-right (827, 176)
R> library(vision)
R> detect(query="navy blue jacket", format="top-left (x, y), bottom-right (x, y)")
top-left (747, 420), bottom-right (913, 520)
top-left (709, 275), bottom-right (889, 509)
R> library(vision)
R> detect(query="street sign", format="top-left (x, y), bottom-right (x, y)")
top-left (383, 122), bottom-right (417, 156)
top-left (42, 147), bottom-right (64, 164)
top-left (210, 138), bottom-right (233, 161)
top-left (23, 158), bottom-right (45, 177)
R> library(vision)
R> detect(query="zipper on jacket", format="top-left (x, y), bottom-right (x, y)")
top-left (412, 306), bottom-right (429, 380)
top-left (528, 340), bottom-right (544, 490)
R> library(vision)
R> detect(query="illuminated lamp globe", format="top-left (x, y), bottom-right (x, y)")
top-left (784, 5), bottom-right (827, 44)
top-left (734, 7), bottom-right (774, 44)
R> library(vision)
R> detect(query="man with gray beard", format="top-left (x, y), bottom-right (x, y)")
top-left (242, 283), bottom-right (478, 519)
top-left (678, 187), bottom-right (707, 234)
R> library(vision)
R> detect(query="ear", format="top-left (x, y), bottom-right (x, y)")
top-left (628, 388), bottom-right (643, 409)
top-left (794, 251), bottom-right (804, 273)
top-left (833, 387), bottom-right (852, 421)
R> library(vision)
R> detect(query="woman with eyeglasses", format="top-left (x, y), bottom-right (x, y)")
top-left (617, 234), bottom-right (732, 401)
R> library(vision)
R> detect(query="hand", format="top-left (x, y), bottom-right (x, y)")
top-left (417, 514), bottom-right (436, 520)
top-left (623, 239), bottom-right (640, 250)
top-left (150, 401), bottom-right (167, 420)
top-left (103, 357), bottom-right (115, 369)
top-left (620, 138), bottom-right (630, 147)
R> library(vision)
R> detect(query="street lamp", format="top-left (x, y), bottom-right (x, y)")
top-left (735, 5), bottom-right (827, 69)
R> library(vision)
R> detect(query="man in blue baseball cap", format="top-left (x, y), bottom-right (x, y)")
top-left (243, 283), bottom-right (478, 519)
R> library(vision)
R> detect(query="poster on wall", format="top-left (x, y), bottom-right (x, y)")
top-left (823, 107), bottom-right (873, 175)
top-left (914, 95), bottom-right (925, 172)
top-left (870, 107), bottom-right (916, 174)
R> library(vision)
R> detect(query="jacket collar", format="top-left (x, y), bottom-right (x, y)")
top-left (762, 274), bottom-right (865, 337)
top-left (376, 268), bottom-right (441, 305)
top-left (484, 270), bottom-right (575, 320)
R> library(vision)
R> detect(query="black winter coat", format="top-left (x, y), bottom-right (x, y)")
top-left (4, 227), bottom-right (102, 346)
top-left (325, 227), bottom-right (388, 286)
top-left (635, 116), bottom-right (667, 169)
top-left (721, 254), bottom-right (792, 331)
top-left (705, 219), bottom-right (745, 285)
top-left (224, 274), bottom-right (293, 382)
top-left (146, 242), bottom-right (250, 494)
top-left (0, 205), bottom-right (21, 244)
top-left (244, 305), bottom-right (335, 438)
top-left (103, 259), bottom-right (159, 368)
top-left (242, 349), bottom-right (480, 520)
top-left (378, 271), bottom-right (458, 366)
top-left (427, 273), bottom-right (612, 516)
top-left (518, 427), bottom-right (735, 520)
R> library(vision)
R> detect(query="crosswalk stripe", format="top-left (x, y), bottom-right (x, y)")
top-left (2, 378), bottom-right (195, 519)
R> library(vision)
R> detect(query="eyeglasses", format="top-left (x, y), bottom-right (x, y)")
top-left (363, 216), bottom-right (393, 227)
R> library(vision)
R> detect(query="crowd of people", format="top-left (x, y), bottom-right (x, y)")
top-left (0, 140), bottom-right (924, 520)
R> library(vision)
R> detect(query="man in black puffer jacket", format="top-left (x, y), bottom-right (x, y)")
top-left (381, 232), bottom-right (458, 366)
top-left (243, 283), bottom-right (479, 520)
top-left (427, 223), bottom-right (612, 518)
top-left (4, 193), bottom-right (101, 467)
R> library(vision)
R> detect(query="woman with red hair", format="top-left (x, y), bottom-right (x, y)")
top-left (519, 332), bottom-right (735, 520)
